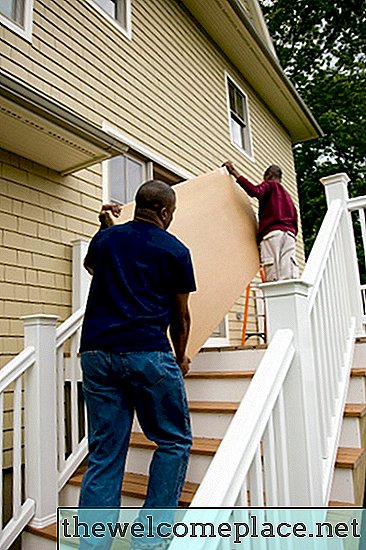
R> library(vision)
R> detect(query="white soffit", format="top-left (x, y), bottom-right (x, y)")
top-left (0, 71), bottom-right (128, 174)
top-left (0, 96), bottom-right (113, 174)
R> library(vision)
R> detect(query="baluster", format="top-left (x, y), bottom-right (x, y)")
top-left (57, 345), bottom-right (66, 473)
top-left (262, 415), bottom-right (277, 506)
top-left (0, 392), bottom-right (3, 537)
top-left (12, 377), bottom-right (22, 520)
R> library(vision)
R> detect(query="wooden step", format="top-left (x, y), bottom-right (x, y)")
top-left (69, 468), bottom-right (198, 507)
top-left (328, 501), bottom-right (362, 507)
top-left (351, 368), bottom-right (366, 377)
top-left (25, 522), bottom-right (57, 541)
top-left (199, 343), bottom-right (267, 352)
top-left (188, 400), bottom-right (239, 413)
top-left (335, 447), bottom-right (365, 469)
top-left (129, 432), bottom-right (221, 455)
top-left (344, 403), bottom-right (366, 418)
top-left (186, 370), bottom-right (254, 379)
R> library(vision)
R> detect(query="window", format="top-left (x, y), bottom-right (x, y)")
top-left (0, 0), bottom-right (33, 40)
top-left (90, 0), bottom-right (131, 35)
top-left (227, 76), bottom-right (252, 156)
top-left (108, 153), bottom-right (148, 204)
top-left (106, 152), bottom-right (183, 205)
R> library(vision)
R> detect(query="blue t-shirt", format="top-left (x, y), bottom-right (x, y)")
top-left (79, 220), bottom-right (196, 352)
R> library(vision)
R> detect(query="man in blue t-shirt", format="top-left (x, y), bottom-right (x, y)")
top-left (79, 180), bottom-right (196, 547)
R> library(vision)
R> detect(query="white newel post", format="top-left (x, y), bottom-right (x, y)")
top-left (22, 314), bottom-right (59, 527)
top-left (72, 239), bottom-right (91, 312)
top-left (321, 173), bottom-right (364, 335)
top-left (261, 280), bottom-right (323, 505)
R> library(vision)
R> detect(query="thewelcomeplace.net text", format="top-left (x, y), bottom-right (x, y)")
top-left (60, 513), bottom-right (361, 544)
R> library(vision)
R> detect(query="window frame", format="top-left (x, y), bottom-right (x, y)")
top-left (225, 73), bottom-right (254, 161)
top-left (86, 0), bottom-right (132, 40)
top-left (105, 152), bottom-right (150, 205)
top-left (0, 0), bottom-right (33, 42)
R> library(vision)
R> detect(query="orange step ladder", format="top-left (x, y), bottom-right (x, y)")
top-left (241, 268), bottom-right (267, 346)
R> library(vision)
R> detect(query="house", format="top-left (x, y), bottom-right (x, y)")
top-left (3, 1), bottom-right (364, 550)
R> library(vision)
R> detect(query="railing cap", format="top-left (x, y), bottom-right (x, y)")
top-left (260, 279), bottom-right (312, 299)
top-left (320, 173), bottom-right (350, 187)
top-left (20, 314), bottom-right (59, 326)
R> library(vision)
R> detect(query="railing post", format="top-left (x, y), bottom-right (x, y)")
top-left (71, 239), bottom-right (91, 312)
top-left (22, 314), bottom-right (59, 527)
top-left (261, 280), bottom-right (323, 505)
top-left (321, 173), bottom-right (364, 335)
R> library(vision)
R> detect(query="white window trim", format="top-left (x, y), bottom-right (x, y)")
top-left (225, 71), bottom-right (254, 162)
top-left (85, 0), bottom-right (132, 40)
top-left (0, 0), bottom-right (33, 42)
top-left (204, 315), bottom-right (230, 348)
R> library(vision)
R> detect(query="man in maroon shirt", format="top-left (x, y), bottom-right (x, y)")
top-left (222, 161), bottom-right (299, 281)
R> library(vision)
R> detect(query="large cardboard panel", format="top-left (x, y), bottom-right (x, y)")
top-left (109, 168), bottom-right (259, 357)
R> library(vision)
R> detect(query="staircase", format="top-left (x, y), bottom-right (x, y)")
top-left (23, 339), bottom-right (366, 548)
top-left (1, 173), bottom-right (366, 550)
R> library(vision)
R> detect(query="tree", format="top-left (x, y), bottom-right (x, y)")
top-left (259, 0), bottom-right (366, 265)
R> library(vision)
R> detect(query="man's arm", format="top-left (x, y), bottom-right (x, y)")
top-left (222, 161), bottom-right (270, 199)
top-left (84, 203), bottom-right (123, 275)
top-left (170, 293), bottom-right (192, 376)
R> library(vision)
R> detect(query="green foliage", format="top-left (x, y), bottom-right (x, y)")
top-left (259, 0), bottom-right (366, 261)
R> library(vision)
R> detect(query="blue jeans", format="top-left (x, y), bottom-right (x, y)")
top-left (79, 350), bottom-right (192, 510)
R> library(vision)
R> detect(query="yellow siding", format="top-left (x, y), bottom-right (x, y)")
top-left (0, 0), bottom-right (303, 358)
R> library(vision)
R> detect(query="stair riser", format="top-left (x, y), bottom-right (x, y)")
top-left (125, 447), bottom-right (212, 485)
top-left (340, 418), bottom-right (362, 448)
top-left (347, 376), bottom-right (366, 403)
top-left (353, 342), bottom-right (366, 368)
top-left (22, 532), bottom-right (55, 550)
top-left (133, 411), bottom-right (234, 439)
top-left (191, 349), bottom-right (265, 372)
top-left (330, 469), bottom-right (357, 505)
top-left (60, 483), bottom-right (144, 509)
top-left (185, 378), bottom-right (250, 401)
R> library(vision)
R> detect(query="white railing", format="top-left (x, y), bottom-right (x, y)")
top-left (302, 199), bottom-right (358, 502)
top-left (348, 194), bottom-right (366, 325)
top-left (0, 348), bottom-right (36, 550)
top-left (191, 329), bottom-right (295, 508)
top-left (56, 307), bottom-right (87, 490)
top-left (174, 173), bottom-right (364, 527)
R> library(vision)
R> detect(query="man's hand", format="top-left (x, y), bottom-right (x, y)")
top-left (177, 355), bottom-right (191, 377)
top-left (222, 161), bottom-right (241, 179)
top-left (98, 203), bottom-right (123, 228)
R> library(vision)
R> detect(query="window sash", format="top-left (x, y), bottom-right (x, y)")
top-left (92, 0), bottom-right (127, 28)
top-left (0, 0), bottom-right (25, 26)
top-left (108, 155), bottom-right (147, 204)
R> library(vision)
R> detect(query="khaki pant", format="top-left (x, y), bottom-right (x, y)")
top-left (260, 230), bottom-right (299, 282)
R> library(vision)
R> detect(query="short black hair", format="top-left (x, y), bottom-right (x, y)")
top-left (264, 165), bottom-right (282, 180)
top-left (135, 180), bottom-right (176, 211)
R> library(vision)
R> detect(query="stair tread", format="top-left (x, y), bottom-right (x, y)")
top-left (351, 368), bottom-right (366, 377)
top-left (199, 344), bottom-right (267, 352)
top-left (189, 400), bottom-right (239, 413)
top-left (336, 447), bottom-right (365, 469)
top-left (69, 469), bottom-right (198, 506)
top-left (328, 501), bottom-right (362, 507)
top-left (186, 370), bottom-right (254, 379)
top-left (26, 523), bottom-right (57, 541)
top-left (344, 403), bottom-right (366, 417)
top-left (129, 432), bottom-right (221, 455)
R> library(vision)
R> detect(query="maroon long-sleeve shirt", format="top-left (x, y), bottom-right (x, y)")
top-left (237, 176), bottom-right (298, 242)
